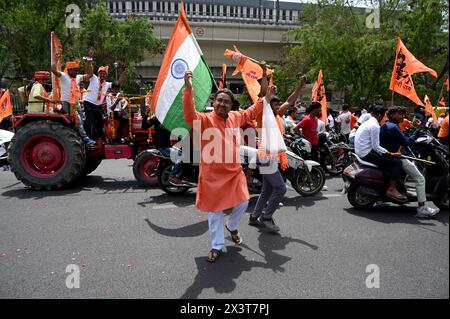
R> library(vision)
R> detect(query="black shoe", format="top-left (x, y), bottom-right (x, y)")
top-left (248, 215), bottom-right (264, 227)
top-left (261, 218), bottom-right (280, 233)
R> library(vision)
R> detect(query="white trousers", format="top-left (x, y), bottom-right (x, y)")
top-left (207, 200), bottom-right (248, 251)
top-left (401, 159), bottom-right (426, 203)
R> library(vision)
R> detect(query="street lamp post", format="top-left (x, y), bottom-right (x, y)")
top-left (114, 62), bottom-right (118, 81)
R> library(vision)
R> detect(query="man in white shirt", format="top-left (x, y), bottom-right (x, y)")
top-left (283, 107), bottom-right (297, 133)
top-left (327, 109), bottom-right (335, 130)
top-left (354, 104), bottom-right (406, 201)
top-left (106, 82), bottom-right (129, 141)
top-left (348, 105), bottom-right (373, 146)
top-left (335, 104), bottom-right (352, 141)
top-left (51, 54), bottom-right (95, 146)
top-left (84, 64), bottom-right (128, 142)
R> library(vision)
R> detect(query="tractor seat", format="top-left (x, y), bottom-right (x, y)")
top-left (353, 153), bottom-right (379, 168)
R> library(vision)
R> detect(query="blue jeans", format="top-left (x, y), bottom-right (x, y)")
top-left (159, 147), bottom-right (183, 177)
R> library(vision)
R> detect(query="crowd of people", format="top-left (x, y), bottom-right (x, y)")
top-left (1, 55), bottom-right (448, 264)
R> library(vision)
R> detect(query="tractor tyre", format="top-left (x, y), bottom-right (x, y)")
top-left (8, 121), bottom-right (86, 190)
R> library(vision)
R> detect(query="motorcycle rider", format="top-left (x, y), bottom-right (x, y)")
top-left (143, 115), bottom-right (185, 186)
top-left (354, 104), bottom-right (406, 201)
top-left (380, 106), bottom-right (440, 218)
top-left (294, 102), bottom-right (321, 162)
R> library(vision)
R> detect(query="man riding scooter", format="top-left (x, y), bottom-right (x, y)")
top-left (380, 106), bottom-right (439, 218)
top-left (354, 104), bottom-right (406, 201)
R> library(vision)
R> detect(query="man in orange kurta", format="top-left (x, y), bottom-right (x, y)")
top-left (182, 70), bottom-right (265, 263)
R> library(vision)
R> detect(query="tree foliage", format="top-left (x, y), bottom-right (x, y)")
top-left (276, 0), bottom-right (449, 107)
top-left (0, 0), bottom-right (162, 93)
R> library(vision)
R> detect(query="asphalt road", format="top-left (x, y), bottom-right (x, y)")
top-left (0, 159), bottom-right (448, 299)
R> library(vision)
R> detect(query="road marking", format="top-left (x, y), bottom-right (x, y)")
top-left (321, 194), bottom-right (343, 198)
top-left (152, 204), bottom-right (179, 210)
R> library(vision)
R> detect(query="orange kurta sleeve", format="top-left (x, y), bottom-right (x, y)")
top-left (237, 98), bottom-right (264, 128)
top-left (182, 88), bottom-right (205, 127)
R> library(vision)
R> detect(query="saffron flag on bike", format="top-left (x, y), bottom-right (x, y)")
top-left (389, 37), bottom-right (437, 106)
top-left (0, 89), bottom-right (13, 123)
top-left (152, 1), bottom-right (214, 135)
top-left (424, 95), bottom-right (439, 127)
top-left (311, 69), bottom-right (328, 123)
top-left (50, 32), bottom-right (62, 102)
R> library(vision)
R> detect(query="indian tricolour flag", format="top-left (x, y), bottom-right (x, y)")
top-left (151, 1), bottom-right (214, 135)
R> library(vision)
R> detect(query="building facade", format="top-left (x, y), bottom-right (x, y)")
top-left (106, 0), bottom-right (307, 93)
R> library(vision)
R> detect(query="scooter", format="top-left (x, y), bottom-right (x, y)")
top-left (0, 129), bottom-right (14, 169)
top-left (342, 129), bottom-right (448, 210)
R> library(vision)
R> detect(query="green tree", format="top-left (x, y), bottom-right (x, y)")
top-left (68, 4), bottom-right (162, 93)
top-left (276, 0), bottom-right (449, 107)
top-left (0, 1), bottom-right (162, 94)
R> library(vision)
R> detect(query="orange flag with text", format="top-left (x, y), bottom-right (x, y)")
top-left (389, 37), bottom-right (437, 106)
top-left (311, 69), bottom-right (328, 123)
top-left (224, 46), bottom-right (273, 103)
top-left (0, 89), bottom-right (13, 123)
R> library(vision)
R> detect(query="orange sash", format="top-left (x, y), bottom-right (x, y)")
top-left (275, 115), bottom-right (289, 170)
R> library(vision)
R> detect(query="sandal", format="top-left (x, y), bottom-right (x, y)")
top-left (225, 225), bottom-right (243, 245)
top-left (207, 249), bottom-right (221, 263)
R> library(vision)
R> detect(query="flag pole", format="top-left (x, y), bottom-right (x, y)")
top-left (391, 90), bottom-right (394, 107)
top-left (437, 77), bottom-right (446, 102)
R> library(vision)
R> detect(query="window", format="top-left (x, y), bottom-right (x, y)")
top-left (156, 1), bottom-right (160, 12)
top-left (122, 1), bottom-right (126, 12)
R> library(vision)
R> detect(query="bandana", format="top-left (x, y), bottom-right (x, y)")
top-left (34, 71), bottom-right (50, 79)
top-left (98, 66), bottom-right (109, 75)
top-left (65, 61), bottom-right (80, 71)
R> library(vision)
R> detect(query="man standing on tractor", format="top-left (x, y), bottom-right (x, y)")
top-left (51, 51), bottom-right (95, 146)
top-left (83, 63), bottom-right (128, 142)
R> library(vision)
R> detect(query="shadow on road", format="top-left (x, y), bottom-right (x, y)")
top-left (138, 192), bottom-right (196, 208)
top-left (247, 194), bottom-right (328, 212)
top-left (344, 205), bottom-right (449, 229)
top-left (144, 218), bottom-right (208, 237)
top-left (180, 229), bottom-right (318, 298)
top-left (1, 175), bottom-right (159, 199)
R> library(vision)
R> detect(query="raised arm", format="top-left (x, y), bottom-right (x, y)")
top-left (81, 49), bottom-right (94, 81)
top-left (182, 71), bottom-right (205, 126)
top-left (278, 74), bottom-right (307, 116)
top-left (51, 51), bottom-right (62, 78)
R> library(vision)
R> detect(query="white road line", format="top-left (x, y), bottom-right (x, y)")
top-left (152, 204), bottom-right (178, 210)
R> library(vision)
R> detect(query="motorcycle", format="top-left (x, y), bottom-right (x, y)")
top-left (0, 129), bottom-right (14, 169)
top-left (285, 133), bottom-right (352, 176)
top-left (342, 128), bottom-right (449, 210)
top-left (241, 145), bottom-right (326, 196)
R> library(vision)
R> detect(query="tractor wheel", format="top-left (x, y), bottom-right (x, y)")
top-left (8, 121), bottom-right (86, 190)
top-left (133, 150), bottom-right (159, 186)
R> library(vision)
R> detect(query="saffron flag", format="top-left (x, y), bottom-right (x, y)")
top-left (424, 95), bottom-right (438, 127)
top-left (445, 75), bottom-right (449, 92)
top-left (224, 46), bottom-right (273, 103)
top-left (389, 37), bottom-right (437, 106)
top-left (438, 96), bottom-right (446, 107)
top-left (218, 64), bottom-right (227, 89)
top-left (311, 70), bottom-right (328, 123)
top-left (0, 89), bottom-right (13, 123)
top-left (50, 32), bottom-right (62, 101)
top-left (151, 1), bottom-right (213, 134)
top-left (224, 47), bottom-right (248, 76)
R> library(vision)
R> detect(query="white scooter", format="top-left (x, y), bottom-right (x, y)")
top-left (0, 129), bottom-right (14, 169)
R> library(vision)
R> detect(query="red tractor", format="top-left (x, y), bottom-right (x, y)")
top-left (8, 108), bottom-right (160, 190)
